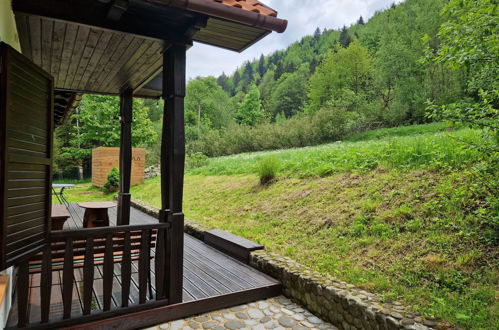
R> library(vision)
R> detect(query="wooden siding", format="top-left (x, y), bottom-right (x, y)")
top-left (92, 147), bottom-right (145, 188)
top-left (0, 43), bottom-right (53, 269)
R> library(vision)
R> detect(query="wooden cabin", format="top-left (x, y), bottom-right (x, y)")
top-left (0, 0), bottom-right (287, 328)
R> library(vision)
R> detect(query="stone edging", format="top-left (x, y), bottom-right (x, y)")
top-left (129, 198), bottom-right (443, 330)
top-left (249, 251), bottom-right (444, 330)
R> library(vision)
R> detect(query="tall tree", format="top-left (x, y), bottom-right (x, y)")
top-left (313, 27), bottom-right (321, 39)
top-left (258, 54), bottom-right (266, 77)
top-left (217, 72), bottom-right (231, 93)
top-left (237, 84), bottom-right (264, 126)
top-left (269, 65), bottom-right (309, 118)
top-left (308, 40), bottom-right (374, 113)
top-left (339, 26), bottom-right (352, 48)
top-left (185, 77), bottom-right (234, 134)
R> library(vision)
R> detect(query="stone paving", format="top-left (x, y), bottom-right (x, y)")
top-left (147, 296), bottom-right (339, 330)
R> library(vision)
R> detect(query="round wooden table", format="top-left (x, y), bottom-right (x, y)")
top-left (77, 202), bottom-right (116, 228)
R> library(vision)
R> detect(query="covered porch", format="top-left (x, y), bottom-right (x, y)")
top-left (0, 0), bottom-right (287, 328)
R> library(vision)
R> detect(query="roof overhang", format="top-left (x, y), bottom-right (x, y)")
top-left (11, 0), bottom-right (287, 124)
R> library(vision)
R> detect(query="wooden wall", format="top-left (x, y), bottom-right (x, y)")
top-left (92, 147), bottom-right (145, 187)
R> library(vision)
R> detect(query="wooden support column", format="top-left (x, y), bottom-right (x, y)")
top-left (160, 44), bottom-right (186, 304)
top-left (117, 88), bottom-right (133, 226)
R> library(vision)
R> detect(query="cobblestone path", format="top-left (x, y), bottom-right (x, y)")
top-left (146, 296), bottom-right (339, 330)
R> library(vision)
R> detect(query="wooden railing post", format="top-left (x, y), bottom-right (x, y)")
top-left (161, 43), bottom-right (187, 304)
top-left (117, 88), bottom-right (133, 226)
top-left (17, 260), bottom-right (30, 328)
top-left (62, 238), bottom-right (73, 319)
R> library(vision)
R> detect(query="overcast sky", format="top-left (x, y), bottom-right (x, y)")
top-left (186, 0), bottom-right (404, 79)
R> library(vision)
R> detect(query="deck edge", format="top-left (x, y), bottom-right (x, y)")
top-left (67, 284), bottom-right (282, 330)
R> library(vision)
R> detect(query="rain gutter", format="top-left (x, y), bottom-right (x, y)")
top-left (146, 0), bottom-right (288, 33)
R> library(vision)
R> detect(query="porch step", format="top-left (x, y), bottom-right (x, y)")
top-left (204, 229), bottom-right (264, 263)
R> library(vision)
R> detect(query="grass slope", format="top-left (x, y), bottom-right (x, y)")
top-left (63, 124), bottom-right (498, 329)
top-left (188, 123), bottom-right (486, 178)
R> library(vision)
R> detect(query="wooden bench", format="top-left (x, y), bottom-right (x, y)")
top-left (204, 229), bottom-right (264, 263)
top-left (51, 204), bottom-right (71, 230)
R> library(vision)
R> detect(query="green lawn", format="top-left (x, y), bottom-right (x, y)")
top-left (62, 124), bottom-right (498, 329)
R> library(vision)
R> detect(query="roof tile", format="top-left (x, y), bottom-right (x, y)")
top-left (213, 0), bottom-right (277, 17)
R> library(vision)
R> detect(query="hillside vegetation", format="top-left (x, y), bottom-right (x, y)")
top-left (62, 124), bottom-right (497, 328)
top-left (130, 124), bottom-right (496, 329)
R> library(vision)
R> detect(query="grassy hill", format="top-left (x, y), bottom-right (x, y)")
top-left (64, 124), bottom-right (498, 329)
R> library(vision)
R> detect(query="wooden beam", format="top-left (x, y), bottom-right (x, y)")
top-left (160, 44), bottom-right (186, 304)
top-left (12, 0), bottom-right (193, 44)
top-left (117, 88), bottom-right (133, 226)
top-left (67, 285), bottom-right (281, 330)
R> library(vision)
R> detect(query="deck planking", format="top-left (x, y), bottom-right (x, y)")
top-left (7, 203), bottom-right (280, 328)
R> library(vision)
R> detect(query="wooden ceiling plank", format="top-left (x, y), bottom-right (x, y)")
top-left (195, 28), bottom-right (250, 44)
top-left (40, 18), bottom-right (53, 73)
top-left (85, 32), bottom-right (123, 90)
top-left (62, 25), bottom-right (90, 89)
top-left (105, 38), bottom-right (155, 92)
top-left (50, 20), bottom-right (66, 86)
top-left (92, 34), bottom-right (133, 92)
top-left (126, 44), bottom-right (164, 91)
top-left (28, 16), bottom-right (42, 67)
top-left (116, 40), bottom-right (163, 92)
top-left (95, 36), bottom-right (143, 92)
top-left (70, 28), bottom-right (103, 90)
top-left (105, 40), bottom-right (154, 91)
top-left (207, 19), bottom-right (263, 38)
top-left (15, 15), bottom-right (32, 60)
top-left (57, 23), bottom-right (77, 89)
top-left (194, 33), bottom-right (243, 50)
top-left (78, 30), bottom-right (114, 91)
top-left (132, 61), bottom-right (163, 96)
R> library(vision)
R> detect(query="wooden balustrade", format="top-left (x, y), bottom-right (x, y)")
top-left (15, 223), bottom-right (171, 328)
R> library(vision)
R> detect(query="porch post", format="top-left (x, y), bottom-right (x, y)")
top-left (117, 88), bottom-right (133, 226)
top-left (160, 43), bottom-right (186, 304)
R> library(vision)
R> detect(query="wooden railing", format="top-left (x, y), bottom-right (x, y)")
top-left (14, 223), bottom-right (172, 329)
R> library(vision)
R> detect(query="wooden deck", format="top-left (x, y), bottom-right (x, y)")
top-left (7, 204), bottom-right (280, 329)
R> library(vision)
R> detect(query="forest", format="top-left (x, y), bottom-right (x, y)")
top-left (54, 0), bottom-right (497, 176)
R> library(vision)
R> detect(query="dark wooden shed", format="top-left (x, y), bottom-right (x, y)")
top-left (0, 1), bottom-right (286, 328)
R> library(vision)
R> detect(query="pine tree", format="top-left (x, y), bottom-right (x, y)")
top-left (314, 27), bottom-right (321, 39)
top-left (339, 26), bottom-right (352, 48)
top-left (258, 54), bottom-right (266, 76)
top-left (232, 71), bottom-right (241, 94)
top-left (357, 16), bottom-right (365, 25)
top-left (217, 73), bottom-right (230, 93)
top-left (275, 61), bottom-right (284, 80)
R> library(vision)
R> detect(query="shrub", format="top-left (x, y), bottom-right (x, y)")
top-left (186, 152), bottom-right (209, 169)
top-left (256, 156), bottom-right (280, 185)
top-left (103, 167), bottom-right (120, 192)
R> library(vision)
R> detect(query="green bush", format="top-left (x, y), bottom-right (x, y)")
top-left (256, 156), bottom-right (280, 185)
top-left (103, 167), bottom-right (120, 192)
top-left (186, 152), bottom-right (209, 169)
top-left (186, 108), bottom-right (365, 158)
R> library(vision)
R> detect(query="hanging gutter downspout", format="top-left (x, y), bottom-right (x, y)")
top-left (147, 0), bottom-right (288, 33)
